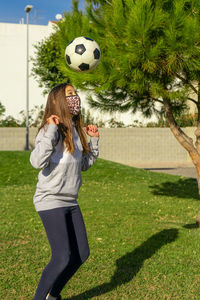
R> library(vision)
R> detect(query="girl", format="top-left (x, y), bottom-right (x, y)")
top-left (30, 83), bottom-right (100, 300)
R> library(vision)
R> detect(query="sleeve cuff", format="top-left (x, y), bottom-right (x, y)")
top-left (90, 136), bottom-right (99, 146)
top-left (45, 124), bottom-right (58, 143)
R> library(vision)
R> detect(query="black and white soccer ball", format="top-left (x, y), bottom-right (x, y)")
top-left (65, 36), bottom-right (101, 72)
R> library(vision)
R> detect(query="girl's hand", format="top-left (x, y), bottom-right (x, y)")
top-left (85, 125), bottom-right (99, 138)
top-left (47, 115), bottom-right (60, 125)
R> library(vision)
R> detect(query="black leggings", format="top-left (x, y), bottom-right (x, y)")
top-left (33, 205), bottom-right (90, 300)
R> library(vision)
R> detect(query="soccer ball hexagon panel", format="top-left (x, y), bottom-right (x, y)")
top-left (65, 36), bottom-right (101, 72)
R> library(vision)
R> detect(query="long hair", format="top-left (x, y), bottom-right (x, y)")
top-left (38, 83), bottom-right (90, 155)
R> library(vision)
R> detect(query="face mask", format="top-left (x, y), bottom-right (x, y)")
top-left (66, 95), bottom-right (81, 115)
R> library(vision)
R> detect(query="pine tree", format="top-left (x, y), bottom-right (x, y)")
top-left (83, 0), bottom-right (200, 226)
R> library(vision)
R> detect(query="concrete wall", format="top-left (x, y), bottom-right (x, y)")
top-left (0, 127), bottom-right (195, 165)
top-left (0, 22), bottom-right (54, 118)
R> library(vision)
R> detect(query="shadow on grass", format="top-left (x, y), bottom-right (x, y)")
top-left (65, 229), bottom-right (178, 300)
top-left (149, 178), bottom-right (199, 200)
top-left (183, 223), bottom-right (198, 229)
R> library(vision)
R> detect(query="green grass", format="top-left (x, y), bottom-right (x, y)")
top-left (1, 151), bottom-right (200, 300)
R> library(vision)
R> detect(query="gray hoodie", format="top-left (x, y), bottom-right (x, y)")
top-left (30, 123), bottom-right (99, 211)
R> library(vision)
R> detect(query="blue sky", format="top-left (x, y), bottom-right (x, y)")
top-left (0, 0), bottom-right (85, 25)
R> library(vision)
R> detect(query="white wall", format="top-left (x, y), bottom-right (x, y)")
top-left (0, 22), bottom-right (54, 119)
top-left (0, 21), bottom-right (157, 126)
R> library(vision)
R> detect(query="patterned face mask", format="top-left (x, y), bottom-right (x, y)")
top-left (66, 95), bottom-right (81, 115)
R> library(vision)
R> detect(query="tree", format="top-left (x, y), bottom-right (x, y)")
top-left (82, 0), bottom-right (200, 226)
top-left (31, 33), bottom-right (65, 95)
top-left (32, 0), bottom-right (200, 225)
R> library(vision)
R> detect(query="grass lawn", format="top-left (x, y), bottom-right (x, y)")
top-left (0, 151), bottom-right (200, 300)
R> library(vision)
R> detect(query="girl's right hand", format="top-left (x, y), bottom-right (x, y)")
top-left (47, 115), bottom-right (60, 125)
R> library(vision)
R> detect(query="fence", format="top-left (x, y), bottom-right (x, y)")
top-left (0, 127), bottom-right (195, 166)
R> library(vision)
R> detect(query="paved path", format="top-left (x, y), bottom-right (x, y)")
top-left (128, 163), bottom-right (197, 179)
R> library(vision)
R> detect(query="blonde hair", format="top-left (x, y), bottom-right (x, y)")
top-left (38, 83), bottom-right (90, 154)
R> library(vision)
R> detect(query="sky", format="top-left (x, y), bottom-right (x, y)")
top-left (0, 0), bottom-right (85, 25)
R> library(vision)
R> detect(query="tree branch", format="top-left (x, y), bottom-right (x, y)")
top-left (197, 82), bottom-right (200, 122)
top-left (163, 97), bottom-right (195, 153)
top-left (105, 0), bottom-right (112, 5)
top-left (194, 81), bottom-right (200, 153)
top-left (174, 72), bottom-right (198, 95)
top-left (188, 97), bottom-right (198, 105)
top-left (152, 98), bottom-right (163, 104)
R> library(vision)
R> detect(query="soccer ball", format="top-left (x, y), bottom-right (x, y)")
top-left (65, 36), bottom-right (101, 72)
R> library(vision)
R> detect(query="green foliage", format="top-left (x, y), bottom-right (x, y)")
top-left (0, 102), bottom-right (6, 118)
top-left (31, 0), bottom-right (200, 122)
top-left (31, 0), bottom-right (94, 95)
top-left (31, 34), bottom-right (65, 95)
top-left (0, 115), bottom-right (21, 127)
top-left (83, 0), bottom-right (200, 117)
top-left (0, 102), bottom-right (24, 127)
top-left (55, 1), bottom-right (97, 91)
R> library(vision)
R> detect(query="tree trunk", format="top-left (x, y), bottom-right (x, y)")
top-left (194, 82), bottom-right (200, 225)
top-left (195, 164), bottom-right (200, 226)
top-left (188, 151), bottom-right (200, 226)
top-left (163, 97), bottom-right (200, 227)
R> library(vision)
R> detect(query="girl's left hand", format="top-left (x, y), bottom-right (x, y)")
top-left (85, 125), bottom-right (99, 137)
